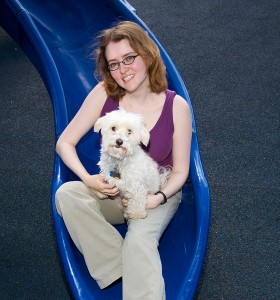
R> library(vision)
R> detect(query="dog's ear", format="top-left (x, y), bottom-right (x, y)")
top-left (93, 116), bottom-right (105, 133)
top-left (141, 126), bottom-right (150, 146)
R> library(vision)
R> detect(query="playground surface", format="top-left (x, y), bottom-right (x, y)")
top-left (1, 0), bottom-right (279, 298)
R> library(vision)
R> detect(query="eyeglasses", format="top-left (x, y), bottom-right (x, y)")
top-left (107, 54), bottom-right (139, 71)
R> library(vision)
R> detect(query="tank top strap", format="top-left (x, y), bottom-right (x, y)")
top-left (150, 89), bottom-right (175, 134)
top-left (100, 96), bottom-right (119, 117)
top-left (165, 89), bottom-right (176, 104)
top-left (163, 89), bottom-right (176, 119)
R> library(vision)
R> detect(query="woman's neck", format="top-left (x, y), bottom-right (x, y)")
top-left (120, 91), bottom-right (166, 131)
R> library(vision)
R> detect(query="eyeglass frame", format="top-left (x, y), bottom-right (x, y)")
top-left (107, 54), bottom-right (140, 71)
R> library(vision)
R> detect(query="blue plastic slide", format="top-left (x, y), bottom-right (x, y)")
top-left (0, 0), bottom-right (210, 299)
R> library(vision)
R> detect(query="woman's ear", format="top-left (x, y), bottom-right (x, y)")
top-left (140, 126), bottom-right (150, 146)
top-left (93, 116), bottom-right (105, 132)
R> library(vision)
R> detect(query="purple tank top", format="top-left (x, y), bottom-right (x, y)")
top-left (100, 89), bottom-right (176, 167)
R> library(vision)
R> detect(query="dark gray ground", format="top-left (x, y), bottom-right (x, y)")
top-left (1, 0), bottom-right (279, 299)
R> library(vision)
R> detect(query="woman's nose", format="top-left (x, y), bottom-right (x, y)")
top-left (118, 62), bottom-right (128, 73)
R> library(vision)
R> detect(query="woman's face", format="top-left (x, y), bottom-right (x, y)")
top-left (105, 39), bottom-right (149, 94)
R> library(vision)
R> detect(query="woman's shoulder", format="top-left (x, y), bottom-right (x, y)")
top-left (172, 94), bottom-right (192, 125)
top-left (73, 82), bottom-right (108, 123)
top-left (88, 82), bottom-right (107, 99)
top-left (173, 94), bottom-right (190, 112)
top-left (84, 82), bottom-right (107, 109)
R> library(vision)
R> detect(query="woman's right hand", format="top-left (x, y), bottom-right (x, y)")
top-left (83, 174), bottom-right (119, 198)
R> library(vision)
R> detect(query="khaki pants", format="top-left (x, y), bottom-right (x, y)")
top-left (55, 181), bottom-right (181, 300)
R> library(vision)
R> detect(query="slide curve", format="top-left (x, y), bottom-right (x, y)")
top-left (0, 1), bottom-right (210, 299)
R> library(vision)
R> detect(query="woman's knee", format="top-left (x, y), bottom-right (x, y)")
top-left (124, 229), bottom-right (159, 252)
top-left (56, 181), bottom-right (87, 195)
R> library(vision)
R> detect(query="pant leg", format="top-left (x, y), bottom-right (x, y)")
top-left (122, 192), bottom-right (181, 300)
top-left (55, 181), bottom-right (125, 289)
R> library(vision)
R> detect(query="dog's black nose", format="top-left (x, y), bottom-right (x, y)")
top-left (116, 139), bottom-right (123, 146)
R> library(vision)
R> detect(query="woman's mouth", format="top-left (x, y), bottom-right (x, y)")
top-left (123, 74), bottom-right (134, 82)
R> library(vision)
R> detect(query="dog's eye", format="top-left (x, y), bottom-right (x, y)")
top-left (111, 126), bottom-right (116, 132)
top-left (127, 129), bottom-right (132, 135)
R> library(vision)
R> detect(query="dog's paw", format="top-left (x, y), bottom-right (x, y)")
top-left (115, 179), bottom-right (126, 192)
top-left (124, 210), bottom-right (147, 220)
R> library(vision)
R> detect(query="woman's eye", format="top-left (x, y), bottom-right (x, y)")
top-left (124, 56), bottom-right (133, 63)
top-left (109, 63), bottom-right (117, 69)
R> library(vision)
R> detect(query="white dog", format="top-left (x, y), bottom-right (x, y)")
top-left (94, 109), bottom-right (169, 219)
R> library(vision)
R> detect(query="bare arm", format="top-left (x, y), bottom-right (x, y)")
top-left (146, 95), bottom-right (192, 208)
top-left (56, 83), bottom-right (118, 196)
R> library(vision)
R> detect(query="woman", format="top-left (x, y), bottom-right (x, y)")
top-left (55, 21), bottom-right (192, 299)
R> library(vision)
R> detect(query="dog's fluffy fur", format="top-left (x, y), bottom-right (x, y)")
top-left (94, 109), bottom-right (169, 219)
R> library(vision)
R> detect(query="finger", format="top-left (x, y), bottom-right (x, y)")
top-left (101, 182), bottom-right (116, 189)
top-left (104, 188), bottom-right (119, 196)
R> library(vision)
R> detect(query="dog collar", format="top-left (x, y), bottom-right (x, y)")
top-left (110, 170), bottom-right (121, 180)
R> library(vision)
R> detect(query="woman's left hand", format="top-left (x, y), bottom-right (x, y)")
top-left (121, 194), bottom-right (163, 209)
top-left (145, 194), bottom-right (164, 209)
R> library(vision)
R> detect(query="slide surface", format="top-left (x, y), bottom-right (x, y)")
top-left (0, 0), bottom-right (210, 299)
